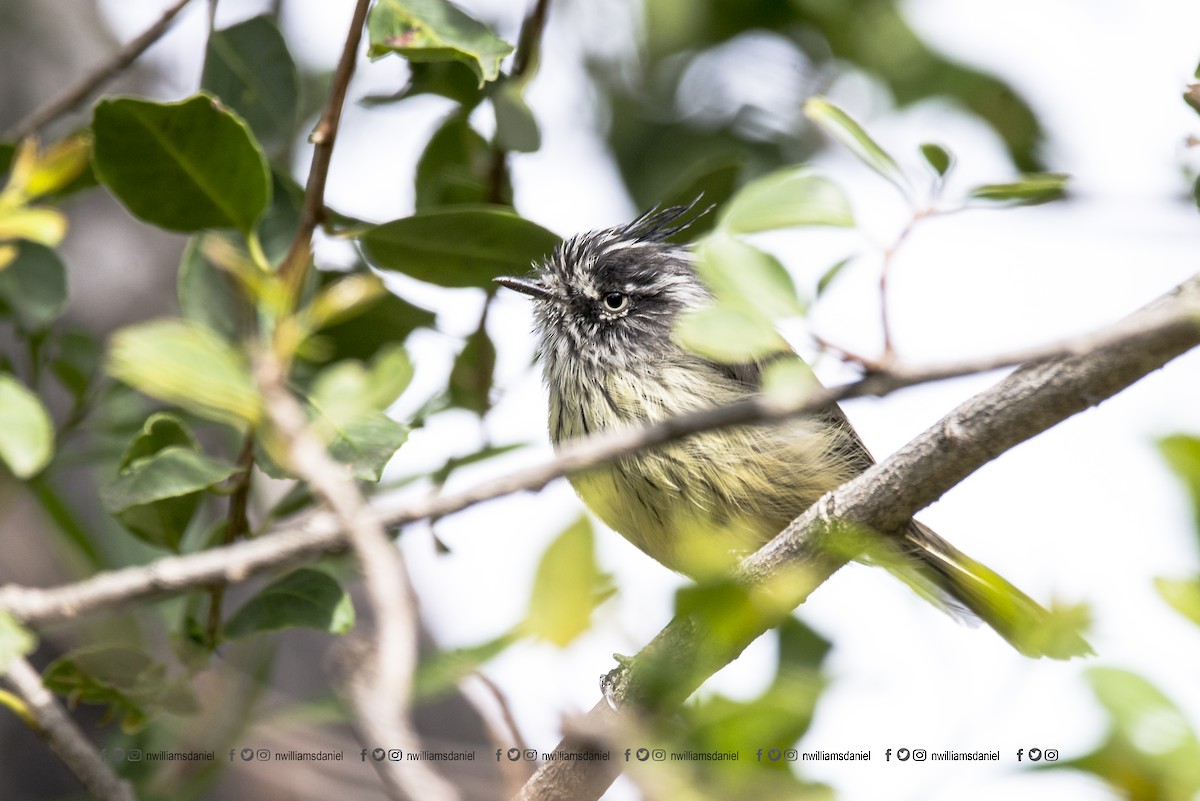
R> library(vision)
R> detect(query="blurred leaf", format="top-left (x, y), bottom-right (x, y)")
top-left (762, 357), bottom-right (820, 406)
top-left (1185, 84), bottom-right (1200, 117)
top-left (43, 646), bottom-right (198, 733)
top-left (107, 318), bottom-right (262, 428)
top-left (50, 330), bottom-right (102, 402)
top-left (968, 172), bottom-right (1068, 205)
top-left (224, 568), bottom-right (355, 638)
top-left (1159, 434), bottom-right (1200, 539)
top-left (428, 441), bottom-right (526, 485)
top-left (359, 205), bottom-right (560, 288)
top-left (526, 517), bottom-right (603, 646)
top-left (304, 271), bottom-right (436, 363)
top-left (717, 166), bottom-right (854, 233)
top-left (695, 234), bottom-right (805, 318)
top-left (675, 305), bottom-right (788, 364)
top-left (92, 95), bottom-right (271, 234)
top-left (491, 81), bottom-right (540, 153)
top-left (658, 156), bottom-right (742, 241)
top-left (117, 412), bottom-right (197, 468)
top-left (815, 256), bottom-right (853, 298)
top-left (202, 15), bottom-right (299, 154)
top-left (326, 411), bottom-right (410, 481)
top-left (0, 611), bottom-right (36, 673)
top-left (301, 271), bottom-right (391, 334)
top-left (0, 207), bottom-right (66, 250)
top-left (178, 237), bottom-right (251, 341)
top-left (367, 0), bottom-right (514, 86)
top-left (415, 113), bottom-right (494, 210)
top-left (101, 446), bottom-right (238, 550)
top-left (22, 133), bottom-right (92, 199)
top-left (919, 142), bottom-right (954, 177)
top-left (448, 318), bottom-right (495, 415)
top-left (1155, 577), bottom-right (1200, 627)
top-left (1056, 668), bottom-right (1200, 801)
top-left (388, 60), bottom-right (485, 107)
top-left (0, 373), bottom-right (54, 478)
top-left (804, 97), bottom-right (909, 195)
top-left (414, 631), bottom-right (516, 699)
top-left (0, 242), bottom-right (67, 331)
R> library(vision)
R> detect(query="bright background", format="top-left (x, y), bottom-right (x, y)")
top-left (94, 1), bottom-right (1200, 798)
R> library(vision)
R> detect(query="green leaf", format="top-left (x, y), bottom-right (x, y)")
top-left (1159, 434), bottom-right (1200, 540)
top-left (0, 611), bottom-right (36, 673)
top-left (224, 568), bottom-right (356, 638)
top-left (101, 445), bottom-right (238, 550)
top-left (674, 306), bottom-right (788, 364)
top-left (178, 238), bottom-right (251, 342)
top-left (303, 270), bottom-right (436, 363)
top-left (414, 631), bottom-right (516, 699)
top-left (201, 15), bottom-right (300, 154)
top-left (414, 113), bottom-right (494, 210)
top-left (694, 234), bottom-right (805, 318)
top-left (919, 142), bottom-right (955, 177)
top-left (1155, 576), bottom-right (1200, 627)
top-left (525, 517), bottom-right (603, 646)
top-left (326, 411), bottom-right (410, 481)
top-left (117, 412), bottom-right (198, 468)
top-left (717, 166), bottom-right (854, 233)
top-left (968, 172), bottom-right (1069, 205)
top-left (816, 256), bottom-right (853, 298)
top-left (0, 242), bottom-right (67, 331)
top-left (43, 646), bottom-right (198, 733)
top-left (0, 373), bottom-right (54, 478)
top-left (107, 318), bottom-right (262, 428)
top-left (803, 97), bottom-right (909, 196)
top-left (359, 205), bottom-right (560, 288)
top-left (92, 94), bottom-right (271, 234)
top-left (448, 321), bottom-right (496, 415)
top-left (491, 81), bottom-right (540, 153)
top-left (1185, 84), bottom-right (1200, 117)
top-left (367, 0), bottom-right (514, 87)
top-left (50, 330), bottom-right (102, 402)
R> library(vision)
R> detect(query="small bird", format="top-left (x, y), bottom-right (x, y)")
top-left (497, 204), bottom-right (1088, 659)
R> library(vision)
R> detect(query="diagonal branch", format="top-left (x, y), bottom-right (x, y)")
top-left (1, 657), bottom-right (135, 801)
top-left (0, 273), bottom-right (1197, 628)
top-left (7, 0), bottom-right (195, 140)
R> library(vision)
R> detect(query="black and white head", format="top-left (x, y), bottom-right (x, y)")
top-left (496, 204), bottom-right (710, 375)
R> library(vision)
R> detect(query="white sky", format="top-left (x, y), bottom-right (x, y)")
top-left (98, 1), bottom-right (1200, 799)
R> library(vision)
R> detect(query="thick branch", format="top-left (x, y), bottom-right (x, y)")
top-left (1, 657), bottom-right (135, 801)
top-left (7, 0), bottom-right (194, 140)
top-left (1, 274), bottom-right (1197, 628)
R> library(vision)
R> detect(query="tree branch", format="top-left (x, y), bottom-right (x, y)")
top-left (255, 355), bottom-right (458, 801)
top-left (278, 0), bottom-right (371, 293)
top-left (512, 274), bottom-right (1200, 801)
top-left (1, 273), bottom-right (1196, 628)
top-left (6, 0), bottom-right (195, 140)
top-left (1, 657), bottom-right (136, 801)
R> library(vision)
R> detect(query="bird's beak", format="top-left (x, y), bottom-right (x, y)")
top-left (495, 275), bottom-right (554, 300)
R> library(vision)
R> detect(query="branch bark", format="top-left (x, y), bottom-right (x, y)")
top-left (1, 657), bottom-right (136, 801)
top-left (1, 273), bottom-right (1196, 628)
top-left (6, 0), bottom-right (195, 140)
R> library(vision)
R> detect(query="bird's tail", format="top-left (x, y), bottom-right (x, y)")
top-left (895, 520), bottom-right (1092, 659)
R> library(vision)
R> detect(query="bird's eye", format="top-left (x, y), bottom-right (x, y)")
top-left (602, 292), bottom-right (629, 313)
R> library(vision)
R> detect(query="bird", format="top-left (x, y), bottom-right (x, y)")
top-left (496, 203), bottom-right (1089, 659)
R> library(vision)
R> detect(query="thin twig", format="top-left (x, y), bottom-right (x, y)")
top-left (7, 0), bottom-right (195, 140)
top-left (485, 0), bottom-right (553, 204)
top-left (278, 0), bottom-right (371, 295)
top-left (1, 278), bottom-right (1196, 628)
top-left (255, 354), bottom-right (459, 801)
top-left (1, 657), bottom-right (136, 801)
top-left (877, 207), bottom-right (932, 359)
top-left (204, 432), bottom-right (256, 647)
